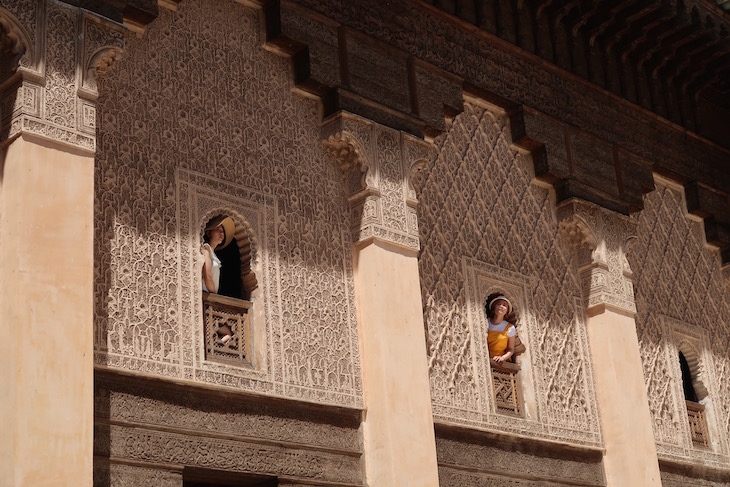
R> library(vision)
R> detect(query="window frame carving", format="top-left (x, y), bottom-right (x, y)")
top-left (660, 315), bottom-right (725, 459)
top-left (462, 259), bottom-right (536, 424)
top-left (178, 169), bottom-right (276, 386)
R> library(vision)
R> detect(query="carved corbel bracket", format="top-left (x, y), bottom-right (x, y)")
top-left (1, 3), bottom-right (125, 151)
top-left (0, 8), bottom-right (35, 75)
top-left (322, 112), bottom-right (423, 251)
top-left (402, 132), bottom-right (433, 208)
top-left (557, 199), bottom-right (638, 315)
top-left (322, 130), bottom-right (374, 197)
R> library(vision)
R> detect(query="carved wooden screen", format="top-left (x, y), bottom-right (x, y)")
top-left (491, 362), bottom-right (522, 416)
top-left (203, 292), bottom-right (252, 365)
top-left (686, 401), bottom-right (710, 448)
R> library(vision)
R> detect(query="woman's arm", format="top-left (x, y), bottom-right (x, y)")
top-left (494, 336), bottom-right (515, 363)
top-left (202, 246), bottom-right (217, 293)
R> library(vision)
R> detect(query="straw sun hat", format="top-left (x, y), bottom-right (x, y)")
top-left (204, 215), bottom-right (235, 249)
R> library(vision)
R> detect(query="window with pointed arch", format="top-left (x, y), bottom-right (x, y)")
top-left (201, 212), bottom-right (257, 365)
top-left (485, 291), bottom-right (526, 416)
top-left (678, 349), bottom-right (710, 448)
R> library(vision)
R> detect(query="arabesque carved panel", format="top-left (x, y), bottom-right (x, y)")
top-left (628, 178), bottom-right (730, 468)
top-left (0, 0), bottom-right (124, 150)
top-left (417, 102), bottom-right (601, 446)
top-left (94, 0), bottom-right (361, 407)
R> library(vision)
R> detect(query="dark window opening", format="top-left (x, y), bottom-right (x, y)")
top-left (183, 467), bottom-right (278, 487)
top-left (201, 213), bottom-right (258, 365)
top-left (679, 351), bottom-right (698, 402)
top-left (216, 235), bottom-right (243, 299)
top-left (679, 350), bottom-right (710, 447)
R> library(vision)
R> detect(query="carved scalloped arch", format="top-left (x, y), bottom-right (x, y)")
top-left (200, 208), bottom-right (260, 296)
top-left (678, 340), bottom-right (709, 401)
top-left (0, 7), bottom-right (35, 70)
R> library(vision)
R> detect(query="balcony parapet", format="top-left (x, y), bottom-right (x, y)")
top-left (202, 292), bottom-right (252, 366)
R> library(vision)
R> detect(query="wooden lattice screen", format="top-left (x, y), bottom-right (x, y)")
top-left (686, 400), bottom-right (710, 448)
top-left (203, 292), bottom-right (252, 365)
top-left (491, 362), bottom-right (522, 416)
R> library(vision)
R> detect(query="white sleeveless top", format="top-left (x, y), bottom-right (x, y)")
top-left (202, 243), bottom-right (221, 293)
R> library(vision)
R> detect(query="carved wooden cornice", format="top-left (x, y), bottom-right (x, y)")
top-left (36, 0), bottom-right (730, 264)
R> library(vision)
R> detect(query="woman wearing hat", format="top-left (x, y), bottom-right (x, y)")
top-left (202, 214), bottom-right (236, 343)
top-left (485, 292), bottom-right (516, 363)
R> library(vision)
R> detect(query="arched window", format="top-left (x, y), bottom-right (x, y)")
top-left (678, 349), bottom-right (709, 447)
top-left (679, 352), bottom-right (698, 402)
top-left (485, 291), bottom-right (524, 417)
top-left (201, 212), bottom-right (258, 366)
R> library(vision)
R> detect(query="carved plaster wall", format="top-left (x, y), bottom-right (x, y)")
top-left (322, 112), bottom-right (430, 251)
top-left (628, 177), bottom-right (730, 468)
top-left (416, 102), bottom-right (601, 447)
top-left (556, 200), bottom-right (637, 315)
top-left (93, 0), bottom-right (361, 407)
top-left (0, 0), bottom-right (124, 150)
top-left (436, 435), bottom-right (605, 486)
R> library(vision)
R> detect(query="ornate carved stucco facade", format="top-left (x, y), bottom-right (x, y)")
top-left (1, 0), bottom-right (730, 486)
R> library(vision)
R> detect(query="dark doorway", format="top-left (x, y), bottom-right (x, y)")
top-left (183, 467), bottom-right (278, 487)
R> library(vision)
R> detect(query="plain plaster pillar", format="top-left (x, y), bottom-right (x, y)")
top-left (353, 239), bottom-right (440, 487)
top-left (0, 135), bottom-right (95, 486)
top-left (586, 307), bottom-right (662, 486)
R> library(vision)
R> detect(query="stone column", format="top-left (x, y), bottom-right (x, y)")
top-left (0, 3), bottom-right (123, 485)
top-left (558, 200), bottom-right (661, 486)
top-left (323, 113), bottom-right (439, 486)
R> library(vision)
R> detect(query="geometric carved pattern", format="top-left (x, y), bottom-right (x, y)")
top-left (93, 0), bottom-right (361, 407)
top-left (687, 401), bottom-right (710, 448)
top-left (418, 102), bottom-right (601, 446)
top-left (436, 434), bottom-right (605, 486)
top-left (94, 372), bottom-right (363, 486)
top-left (628, 177), bottom-right (730, 468)
top-left (661, 470), bottom-right (730, 487)
top-left (490, 361), bottom-right (522, 416)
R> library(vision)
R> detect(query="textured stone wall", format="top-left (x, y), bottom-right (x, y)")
top-left (93, 0), bottom-right (361, 407)
top-left (435, 427), bottom-right (605, 486)
top-left (629, 178), bottom-right (730, 469)
top-left (416, 102), bottom-right (601, 447)
top-left (94, 372), bottom-right (363, 486)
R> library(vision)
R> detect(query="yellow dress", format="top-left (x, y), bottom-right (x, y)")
top-left (487, 322), bottom-right (514, 358)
